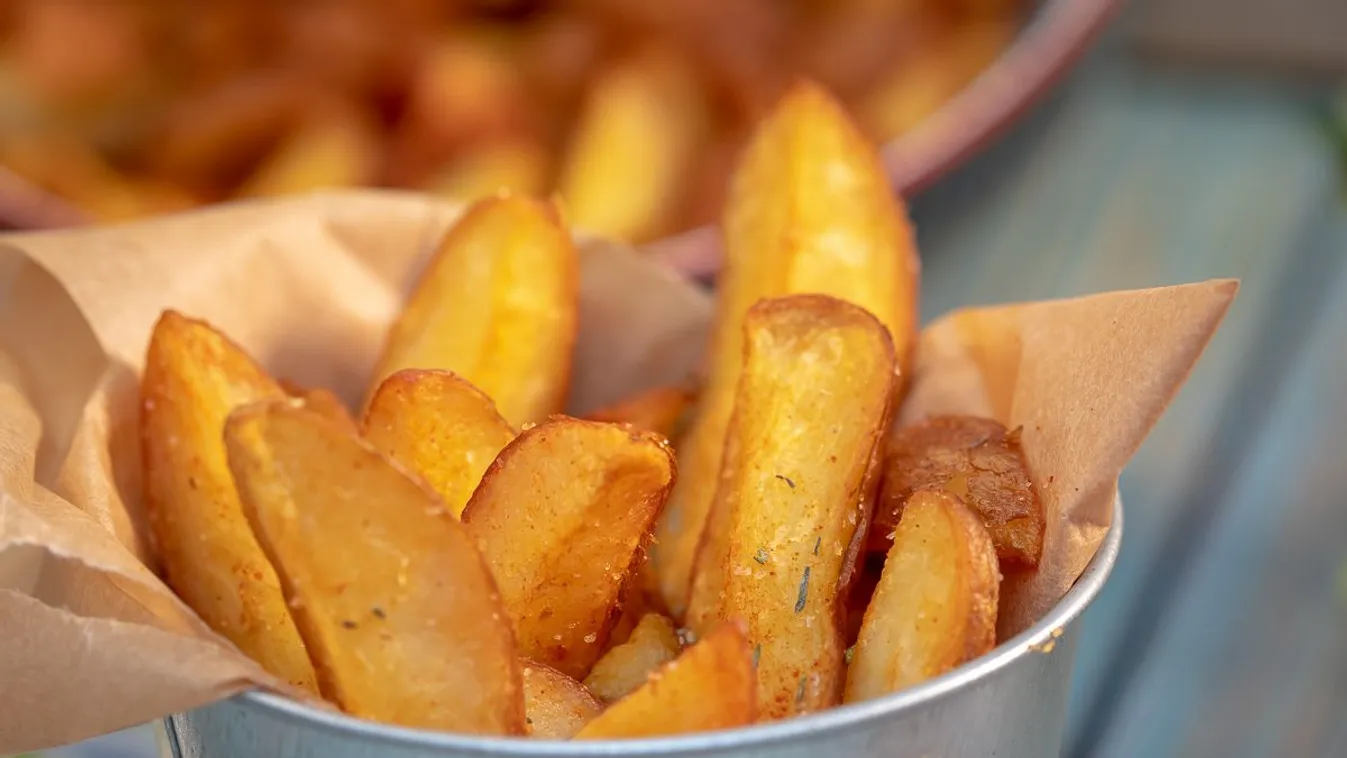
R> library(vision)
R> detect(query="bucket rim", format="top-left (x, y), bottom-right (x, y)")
top-left (213, 494), bottom-right (1123, 756)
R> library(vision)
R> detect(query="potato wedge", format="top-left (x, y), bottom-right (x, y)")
top-left (367, 194), bottom-right (578, 428)
top-left (845, 489), bottom-right (999, 702)
top-left (423, 137), bottom-right (550, 203)
top-left (859, 22), bottom-right (1015, 141)
top-left (873, 415), bottom-right (1044, 567)
top-left (586, 385), bottom-right (696, 441)
top-left (279, 379), bottom-right (356, 432)
top-left (653, 80), bottom-right (920, 617)
top-left (556, 47), bottom-right (706, 243)
top-left (686, 295), bottom-right (895, 719)
top-left (362, 369), bottom-right (515, 518)
top-left (462, 417), bottom-right (675, 678)
top-left (522, 662), bottom-right (604, 739)
top-left (238, 105), bottom-right (381, 198)
top-left (583, 613), bottom-right (681, 703)
top-left (139, 311), bottom-right (316, 692)
top-left (574, 623), bottom-right (756, 739)
top-left (225, 401), bottom-right (524, 734)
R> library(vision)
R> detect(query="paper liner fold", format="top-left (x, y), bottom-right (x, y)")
top-left (0, 191), bottom-right (1234, 752)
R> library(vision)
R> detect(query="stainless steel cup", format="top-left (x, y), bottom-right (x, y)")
top-left (165, 497), bottom-right (1121, 758)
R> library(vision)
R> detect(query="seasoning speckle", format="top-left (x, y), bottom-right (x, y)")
top-left (775, 474), bottom-right (795, 488)
top-left (795, 566), bottom-right (811, 613)
top-left (813, 537), bottom-right (821, 556)
top-left (341, 620), bottom-right (358, 630)
top-left (795, 674), bottom-right (808, 705)
top-left (753, 547), bottom-right (769, 565)
top-left (844, 646), bottom-right (855, 665)
top-left (752, 644), bottom-right (762, 669)
top-left (371, 606), bottom-right (386, 619)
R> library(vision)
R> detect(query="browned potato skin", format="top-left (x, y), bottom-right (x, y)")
top-left (574, 622), bottom-right (757, 739)
top-left (462, 417), bottom-right (676, 679)
top-left (139, 310), bottom-right (316, 692)
top-left (586, 385), bottom-right (696, 441)
top-left (521, 662), bottom-right (604, 738)
top-left (687, 295), bottom-right (896, 720)
top-left (366, 194), bottom-right (578, 428)
top-left (225, 401), bottom-right (524, 734)
top-left (845, 489), bottom-right (999, 702)
top-left (873, 415), bottom-right (1044, 567)
top-left (362, 369), bottom-right (515, 518)
top-left (653, 80), bottom-right (920, 618)
top-left (583, 613), bottom-right (682, 702)
top-left (279, 379), bottom-right (357, 432)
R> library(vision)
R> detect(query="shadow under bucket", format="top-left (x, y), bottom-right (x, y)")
top-left (164, 496), bottom-right (1123, 758)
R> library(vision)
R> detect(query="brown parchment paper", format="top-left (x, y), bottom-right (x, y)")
top-left (0, 190), bottom-right (1234, 753)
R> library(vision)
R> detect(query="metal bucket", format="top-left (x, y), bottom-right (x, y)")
top-left (164, 496), bottom-right (1122, 758)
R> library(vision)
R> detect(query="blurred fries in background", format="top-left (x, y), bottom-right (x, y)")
top-left (0, 0), bottom-right (1025, 238)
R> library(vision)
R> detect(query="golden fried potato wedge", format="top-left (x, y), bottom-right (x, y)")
top-left (462, 418), bottom-right (675, 678)
top-left (653, 80), bottom-right (920, 617)
top-left (367, 194), bottom-right (578, 428)
top-left (687, 295), bottom-right (895, 719)
top-left (845, 489), bottom-right (999, 702)
top-left (859, 22), bottom-right (1015, 141)
top-left (225, 401), bottom-right (524, 734)
top-left (362, 369), bottom-right (515, 518)
top-left (423, 137), bottom-right (550, 202)
top-left (279, 379), bottom-right (356, 432)
top-left (586, 385), bottom-right (696, 441)
top-left (574, 623), bottom-right (756, 739)
top-left (583, 613), bottom-right (682, 703)
top-left (874, 415), bottom-right (1043, 567)
top-left (139, 311), bottom-right (316, 692)
top-left (238, 106), bottom-right (381, 198)
top-left (522, 662), bottom-right (604, 739)
top-left (556, 47), bottom-right (706, 243)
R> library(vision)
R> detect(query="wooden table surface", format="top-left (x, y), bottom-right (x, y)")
top-left (38, 24), bottom-right (1347, 758)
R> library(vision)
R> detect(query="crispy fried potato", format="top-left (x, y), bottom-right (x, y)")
top-left (522, 662), bottom-right (604, 738)
top-left (859, 21), bottom-right (1014, 140)
top-left (689, 294), bottom-right (899, 716)
top-left (367, 194), bottom-right (578, 428)
top-left (238, 105), bottom-right (381, 198)
top-left (686, 295), bottom-right (895, 719)
top-left (556, 47), bottom-right (706, 243)
top-left (653, 80), bottom-right (920, 617)
top-left (147, 73), bottom-right (311, 194)
top-left (462, 418), bottom-right (675, 678)
top-left (583, 613), bottom-right (681, 702)
top-left (139, 311), bottom-right (316, 692)
top-left (279, 379), bottom-right (356, 432)
top-left (574, 623), bottom-right (756, 739)
top-left (607, 553), bottom-right (668, 646)
top-left (362, 369), bottom-right (515, 518)
top-left (586, 385), bottom-right (696, 441)
top-left (225, 401), bottom-right (524, 734)
top-left (403, 31), bottom-right (530, 152)
top-left (874, 415), bottom-right (1043, 567)
top-left (845, 489), bottom-right (999, 701)
top-left (423, 137), bottom-right (550, 202)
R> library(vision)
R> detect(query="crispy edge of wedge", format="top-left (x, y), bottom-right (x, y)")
top-left (574, 622), bottom-right (757, 740)
top-left (844, 489), bottom-right (1000, 702)
top-left (225, 400), bottom-right (525, 734)
top-left (362, 368), bottom-right (516, 518)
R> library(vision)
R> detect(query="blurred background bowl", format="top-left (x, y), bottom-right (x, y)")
top-left (0, 0), bottom-right (1119, 267)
